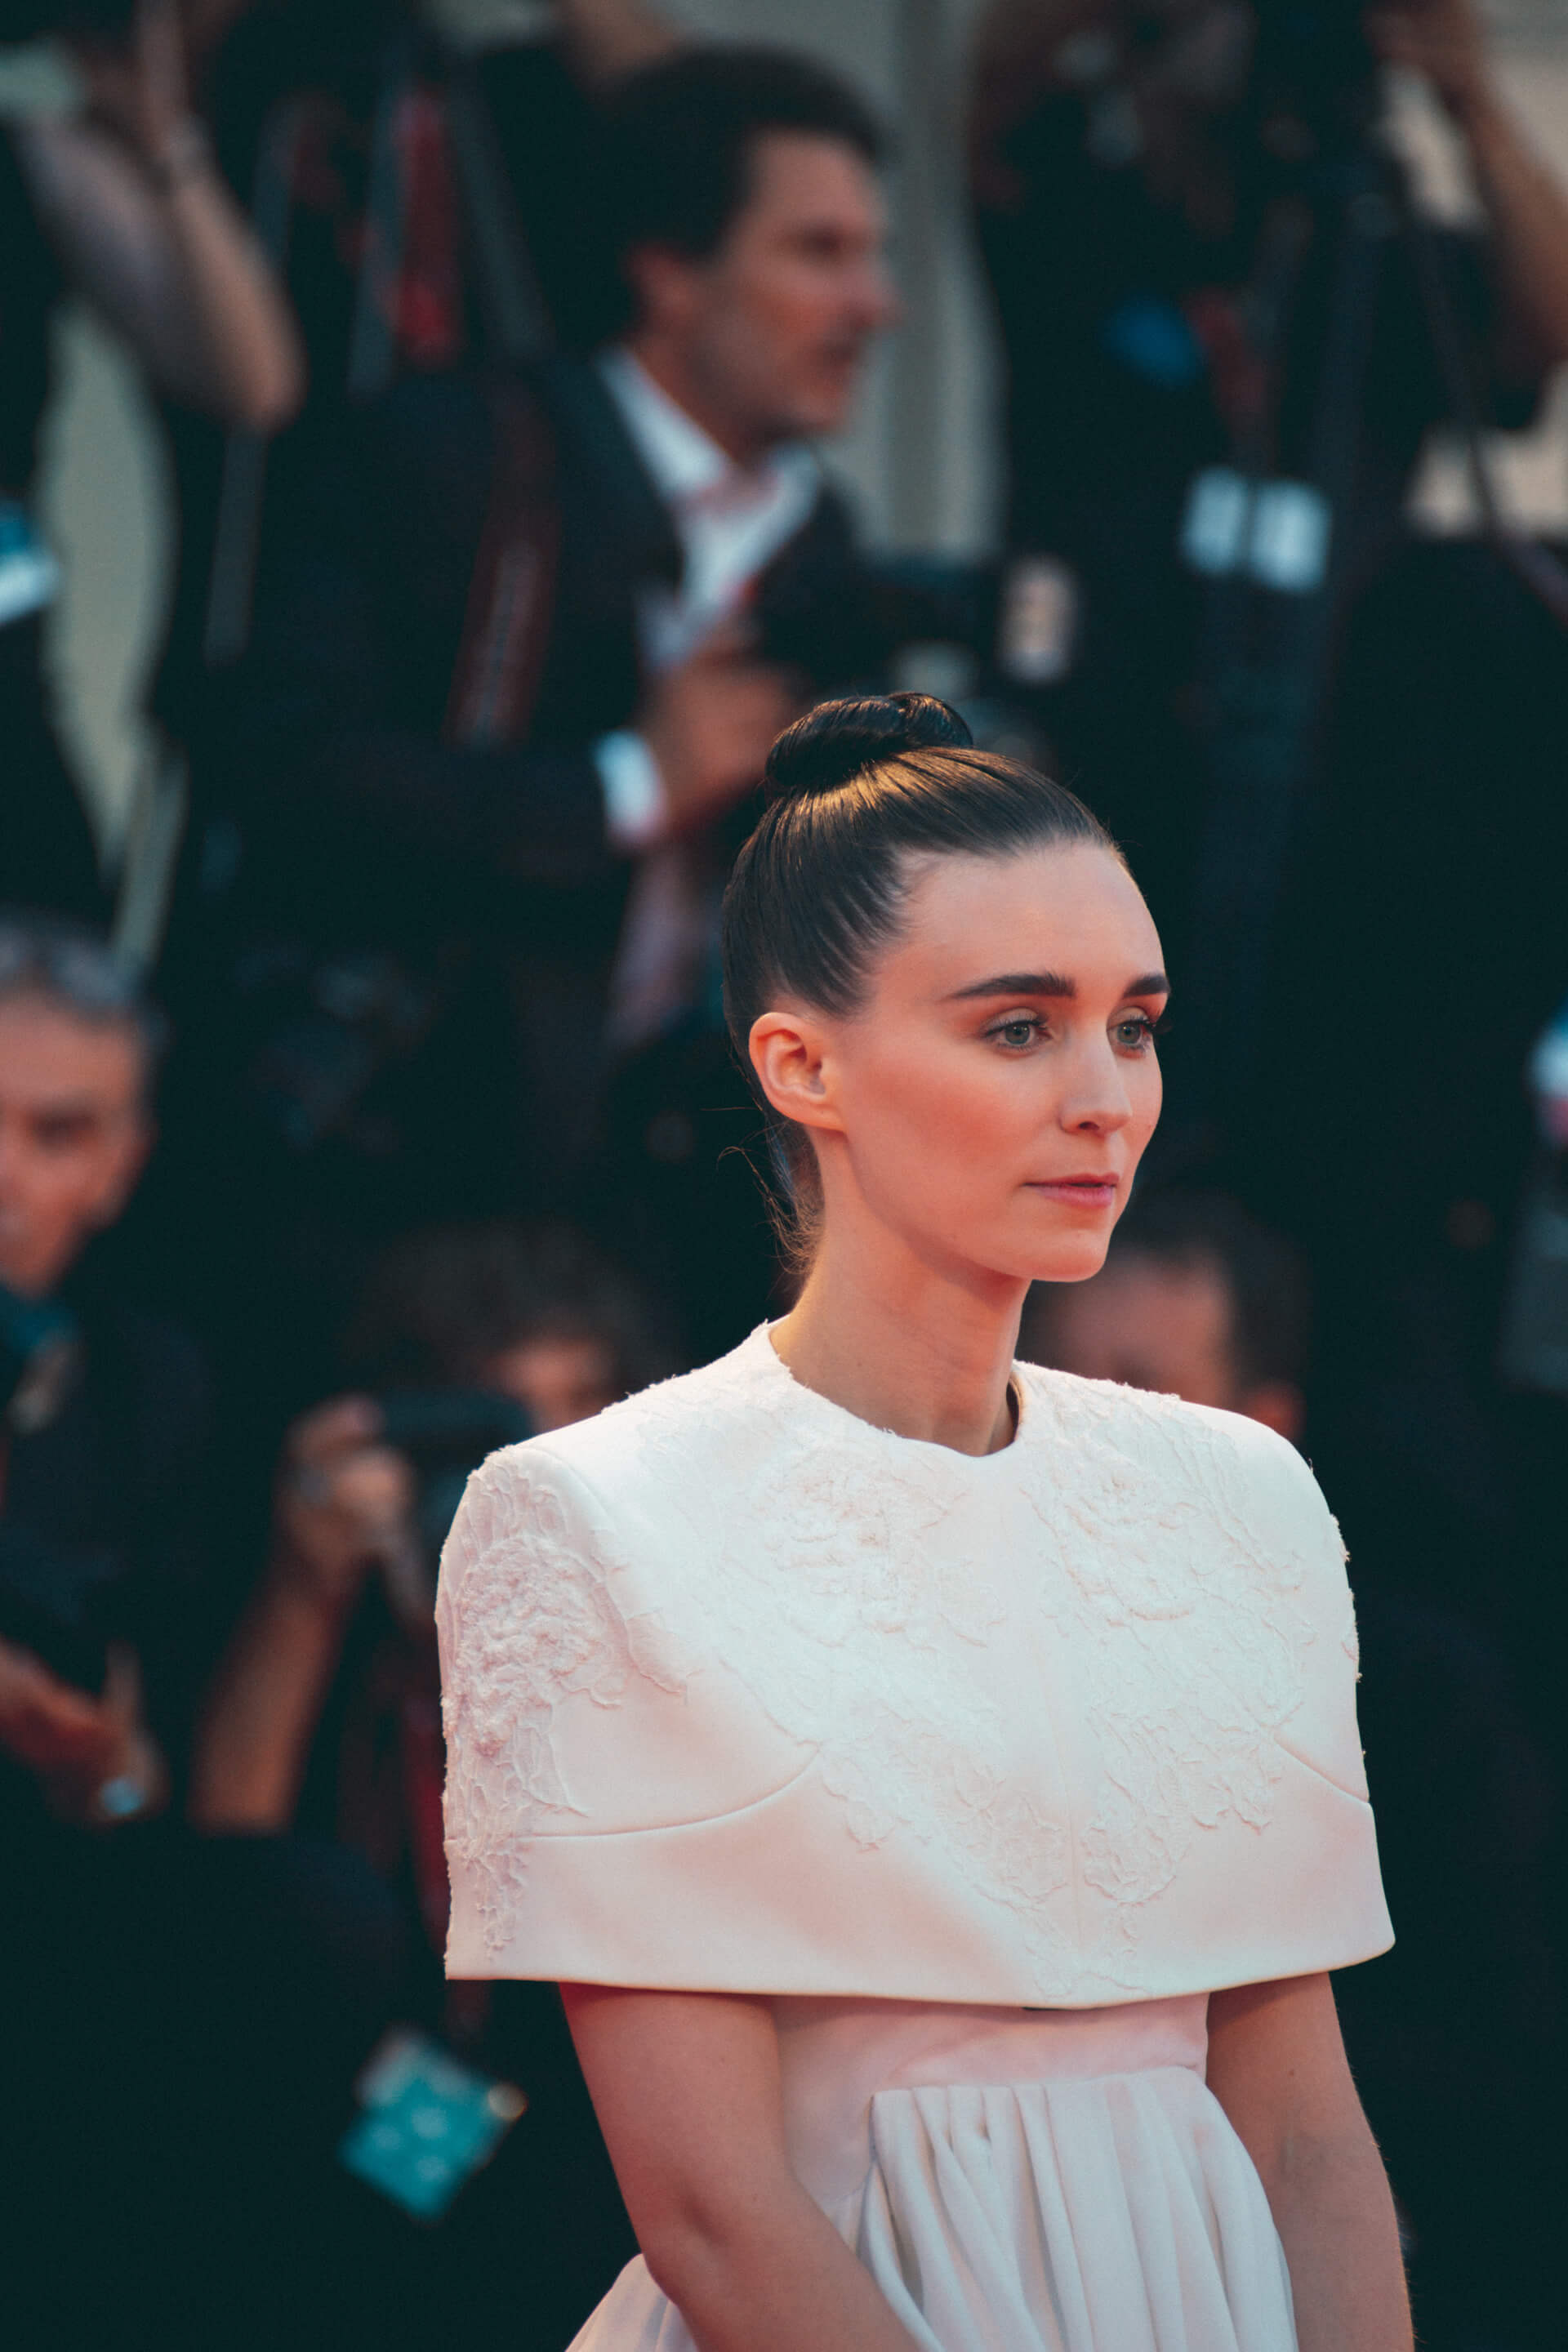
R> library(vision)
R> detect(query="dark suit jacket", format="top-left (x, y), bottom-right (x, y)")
top-left (172, 358), bottom-right (929, 1227)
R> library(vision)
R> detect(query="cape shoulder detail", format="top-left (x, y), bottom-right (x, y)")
top-left (437, 1331), bottom-right (1383, 1998)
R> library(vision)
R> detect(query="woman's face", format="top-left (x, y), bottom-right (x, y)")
top-left (761, 842), bottom-right (1168, 1287)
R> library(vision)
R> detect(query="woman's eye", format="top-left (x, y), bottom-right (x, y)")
top-left (989, 1014), bottom-right (1040, 1049)
top-left (1112, 1012), bottom-right (1163, 1051)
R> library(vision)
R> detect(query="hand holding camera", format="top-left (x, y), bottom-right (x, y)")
top-left (272, 1395), bottom-right (421, 1624)
top-left (0, 1633), bottom-right (165, 1824)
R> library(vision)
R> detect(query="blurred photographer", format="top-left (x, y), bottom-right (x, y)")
top-left (147, 39), bottom-right (914, 1423)
top-left (0, 0), bottom-right (301, 912)
top-left (188, 1221), bottom-right (664, 2345)
top-left (0, 911), bottom-right (229, 2345)
top-left (192, 1220), bottom-right (666, 1856)
top-left (969, 1), bottom-right (1568, 929)
top-left (0, 913), bottom-right (205, 1843)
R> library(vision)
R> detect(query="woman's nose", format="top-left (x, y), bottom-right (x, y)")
top-left (1059, 1047), bottom-right (1134, 1134)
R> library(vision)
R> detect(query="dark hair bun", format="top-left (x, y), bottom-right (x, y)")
top-left (763, 693), bottom-right (973, 805)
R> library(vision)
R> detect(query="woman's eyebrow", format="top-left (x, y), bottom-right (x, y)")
top-left (947, 970), bottom-right (1076, 1000)
top-left (946, 969), bottom-right (1169, 1001)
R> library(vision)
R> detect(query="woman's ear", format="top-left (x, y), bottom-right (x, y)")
top-left (749, 1009), bottom-right (841, 1136)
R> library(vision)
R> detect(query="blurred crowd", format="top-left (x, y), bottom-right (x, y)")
top-left (2, 3), bottom-right (1567, 2348)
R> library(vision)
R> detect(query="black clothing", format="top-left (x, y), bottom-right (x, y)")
top-left (0, 134), bottom-right (56, 496)
top-left (978, 96), bottom-right (1535, 579)
top-left (973, 95), bottom-right (1543, 932)
top-left (149, 15), bottom-right (638, 1402)
top-left (0, 1269), bottom-right (212, 1839)
top-left (0, 1277), bottom-right (220, 2350)
top-left (154, 16), bottom-right (617, 761)
top-left (0, 133), bottom-right (103, 919)
top-left (0, 1263), bottom-right (630, 2350)
top-left (156, 333), bottom-right (924, 1398)
top-left (149, 16), bottom-right (939, 1395)
top-left (1337, 1586), bottom-right (1561, 2350)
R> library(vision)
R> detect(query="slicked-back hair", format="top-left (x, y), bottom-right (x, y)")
top-left (720, 696), bottom-right (1118, 1263)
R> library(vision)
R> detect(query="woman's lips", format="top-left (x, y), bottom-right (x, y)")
top-left (1027, 1176), bottom-right (1119, 1209)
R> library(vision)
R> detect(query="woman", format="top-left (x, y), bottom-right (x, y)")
top-left (437, 694), bottom-right (1409, 2352)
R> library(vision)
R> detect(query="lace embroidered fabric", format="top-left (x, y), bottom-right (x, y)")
top-left (702, 1374), bottom-right (1074, 1977)
top-left (438, 1458), bottom-right (684, 1952)
top-left (1021, 1375), bottom-right (1324, 1979)
top-left (439, 1330), bottom-right (1351, 1984)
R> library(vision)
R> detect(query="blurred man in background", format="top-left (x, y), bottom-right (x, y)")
top-left (0, 914), bottom-right (225, 2349)
top-left (1024, 1189), bottom-right (1561, 2352)
top-left (154, 38), bottom-right (904, 1419)
top-left (0, 915), bottom-right (201, 1842)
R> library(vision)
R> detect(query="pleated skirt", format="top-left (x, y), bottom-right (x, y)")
top-left (568, 2056), bottom-right (1296, 2351)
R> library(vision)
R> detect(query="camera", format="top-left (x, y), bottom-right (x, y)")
top-left (374, 1389), bottom-right (532, 1567)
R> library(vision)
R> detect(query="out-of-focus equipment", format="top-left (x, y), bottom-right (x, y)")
top-left (1499, 999), bottom-right (1568, 1399)
top-left (373, 1388), bottom-right (530, 1581)
top-left (202, 24), bottom-right (669, 680)
top-left (1174, 1), bottom-right (1568, 1151)
top-left (192, 23), bottom-right (688, 1159)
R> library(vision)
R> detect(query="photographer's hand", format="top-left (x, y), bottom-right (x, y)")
top-left (1370, 0), bottom-right (1568, 368)
top-left (0, 1635), bottom-right (167, 1824)
top-left (272, 1396), bottom-right (419, 1616)
top-left (0, 1632), bottom-right (122, 1780)
top-left (15, 0), bottom-right (303, 430)
top-left (189, 1399), bottom-right (417, 1833)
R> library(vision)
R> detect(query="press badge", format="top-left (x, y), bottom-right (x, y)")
top-left (338, 2026), bottom-right (528, 2222)
top-left (0, 500), bottom-right (60, 629)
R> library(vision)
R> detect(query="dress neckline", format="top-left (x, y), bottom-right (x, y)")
top-left (743, 1321), bottom-right (1031, 1468)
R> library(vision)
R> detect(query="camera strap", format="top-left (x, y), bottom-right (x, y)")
top-left (441, 54), bottom-right (562, 750)
top-left (444, 374), bottom-right (561, 749)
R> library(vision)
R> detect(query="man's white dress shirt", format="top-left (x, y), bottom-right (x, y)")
top-left (593, 350), bottom-right (818, 1044)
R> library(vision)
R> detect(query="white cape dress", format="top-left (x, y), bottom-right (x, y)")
top-left (437, 1328), bottom-right (1391, 2352)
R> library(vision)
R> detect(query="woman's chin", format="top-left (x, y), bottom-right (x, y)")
top-left (1028, 1236), bottom-right (1112, 1286)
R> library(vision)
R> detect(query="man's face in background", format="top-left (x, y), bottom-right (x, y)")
top-left (629, 130), bottom-right (898, 454)
top-left (1024, 1245), bottom-right (1304, 1440)
top-left (478, 1331), bottom-right (621, 1434)
top-left (1031, 1250), bottom-right (1242, 1405)
top-left (0, 996), bottom-right (150, 1298)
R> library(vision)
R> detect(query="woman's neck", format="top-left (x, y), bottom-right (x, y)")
top-left (771, 1230), bottom-right (1026, 1459)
